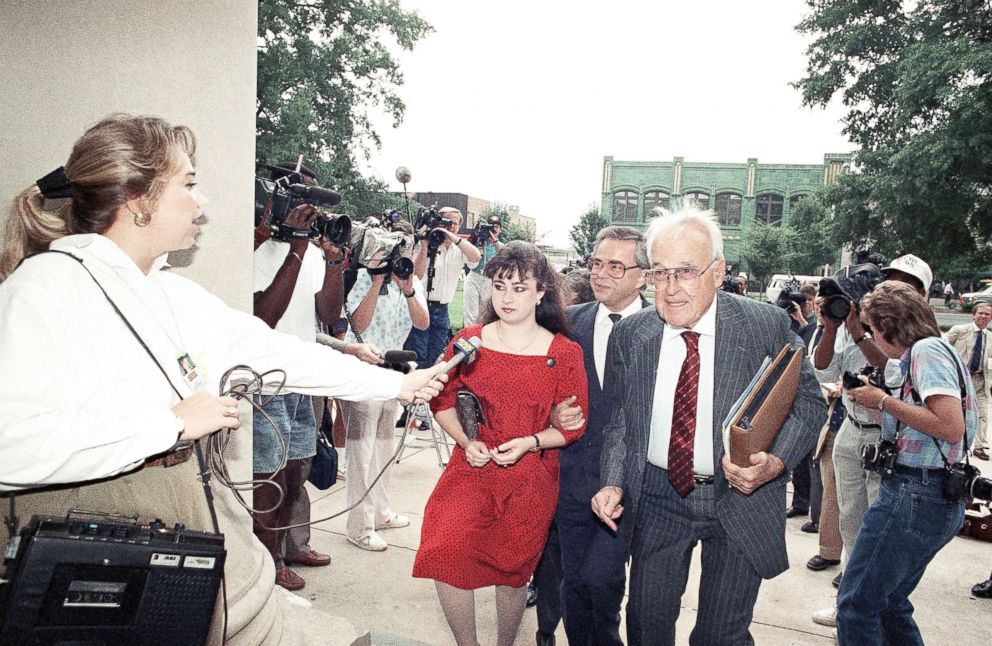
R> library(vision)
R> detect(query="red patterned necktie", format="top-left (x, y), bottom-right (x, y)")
top-left (668, 331), bottom-right (700, 497)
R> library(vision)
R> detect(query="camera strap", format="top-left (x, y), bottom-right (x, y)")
top-left (902, 340), bottom-right (972, 470)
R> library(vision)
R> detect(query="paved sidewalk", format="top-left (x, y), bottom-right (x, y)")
top-left (290, 431), bottom-right (991, 645)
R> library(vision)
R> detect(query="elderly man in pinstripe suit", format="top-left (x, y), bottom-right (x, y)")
top-left (592, 208), bottom-right (825, 646)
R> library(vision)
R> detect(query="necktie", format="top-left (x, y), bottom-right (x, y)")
top-left (608, 313), bottom-right (622, 326)
top-left (970, 330), bottom-right (984, 374)
top-left (668, 331), bottom-right (700, 497)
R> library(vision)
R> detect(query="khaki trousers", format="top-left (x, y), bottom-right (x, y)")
top-left (817, 429), bottom-right (843, 560)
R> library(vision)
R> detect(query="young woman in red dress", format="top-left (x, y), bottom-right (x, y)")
top-left (413, 241), bottom-right (588, 646)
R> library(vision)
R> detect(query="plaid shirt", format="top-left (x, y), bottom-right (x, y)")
top-left (884, 337), bottom-right (978, 468)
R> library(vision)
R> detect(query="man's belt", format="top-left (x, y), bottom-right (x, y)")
top-left (427, 300), bottom-right (447, 307)
top-left (145, 445), bottom-right (194, 468)
top-left (846, 415), bottom-right (881, 431)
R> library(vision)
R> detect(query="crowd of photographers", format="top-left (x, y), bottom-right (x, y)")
top-left (251, 160), bottom-right (991, 642)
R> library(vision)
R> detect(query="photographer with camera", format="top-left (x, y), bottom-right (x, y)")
top-left (252, 162), bottom-right (362, 590)
top-left (462, 215), bottom-right (502, 327)
top-left (836, 281), bottom-right (978, 644)
top-left (406, 207), bottom-right (481, 368)
top-left (340, 220), bottom-right (428, 551)
top-left (809, 254), bottom-right (931, 626)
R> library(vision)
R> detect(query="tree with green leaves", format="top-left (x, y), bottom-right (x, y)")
top-left (478, 203), bottom-right (534, 243)
top-left (257, 0), bottom-right (432, 217)
top-left (739, 222), bottom-right (788, 290)
top-left (795, 0), bottom-right (992, 271)
top-left (781, 191), bottom-right (839, 274)
top-left (570, 206), bottom-right (609, 256)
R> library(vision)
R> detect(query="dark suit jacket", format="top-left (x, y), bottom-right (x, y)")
top-left (558, 299), bottom-right (650, 510)
top-left (599, 291), bottom-right (826, 579)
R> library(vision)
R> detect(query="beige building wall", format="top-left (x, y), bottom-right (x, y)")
top-left (0, 0), bottom-right (257, 309)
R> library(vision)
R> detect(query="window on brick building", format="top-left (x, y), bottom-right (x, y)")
top-left (755, 194), bottom-right (784, 226)
top-left (612, 191), bottom-right (638, 223)
top-left (683, 191), bottom-right (710, 211)
top-left (714, 192), bottom-right (742, 226)
top-left (643, 191), bottom-right (670, 219)
top-left (789, 194), bottom-right (806, 213)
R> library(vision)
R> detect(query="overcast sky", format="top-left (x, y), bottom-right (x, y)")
top-left (363, 0), bottom-right (852, 247)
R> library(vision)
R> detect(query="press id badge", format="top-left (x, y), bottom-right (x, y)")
top-left (177, 353), bottom-right (205, 389)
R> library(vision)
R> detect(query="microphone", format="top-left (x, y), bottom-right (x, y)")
top-left (287, 184), bottom-right (342, 206)
top-left (438, 336), bottom-right (482, 377)
top-left (395, 166), bottom-right (412, 184)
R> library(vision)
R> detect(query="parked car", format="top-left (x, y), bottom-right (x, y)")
top-left (960, 284), bottom-right (992, 312)
top-left (765, 274), bottom-right (822, 304)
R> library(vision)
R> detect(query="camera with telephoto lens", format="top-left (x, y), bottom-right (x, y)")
top-left (415, 205), bottom-right (454, 248)
top-left (943, 462), bottom-right (992, 504)
top-left (843, 366), bottom-right (889, 392)
top-left (254, 163), bottom-right (351, 246)
top-left (817, 255), bottom-right (887, 322)
top-left (347, 222), bottom-right (414, 280)
top-left (861, 439), bottom-right (900, 478)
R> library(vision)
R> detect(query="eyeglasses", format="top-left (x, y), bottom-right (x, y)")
top-left (587, 258), bottom-right (642, 279)
top-left (644, 258), bottom-right (719, 286)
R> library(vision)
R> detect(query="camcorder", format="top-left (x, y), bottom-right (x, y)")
top-left (720, 265), bottom-right (739, 294)
top-left (254, 162), bottom-right (351, 246)
top-left (776, 276), bottom-right (807, 312)
top-left (471, 220), bottom-right (496, 247)
top-left (817, 254), bottom-right (888, 322)
top-left (347, 222), bottom-right (414, 280)
top-left (415, 205), bottom-right (453, 249)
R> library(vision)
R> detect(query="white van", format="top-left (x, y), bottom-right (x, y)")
top-left (765, 274), bottom-right (822, 303)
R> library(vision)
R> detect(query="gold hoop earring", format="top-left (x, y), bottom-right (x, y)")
top-left (133, 211), bottom-right (151, 227)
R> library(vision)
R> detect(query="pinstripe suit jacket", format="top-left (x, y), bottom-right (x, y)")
top-left (599, 291), bottom-right (826, 579)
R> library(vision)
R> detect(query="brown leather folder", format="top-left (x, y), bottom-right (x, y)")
top-left (727, 344), bottom-right (803, 467)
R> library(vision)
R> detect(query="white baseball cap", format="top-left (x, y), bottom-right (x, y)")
top-left (882, 254), bottom-right (932, 293)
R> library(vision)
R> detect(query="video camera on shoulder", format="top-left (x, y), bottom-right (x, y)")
top-left (347, 220), bottom-right (414, 280)
top-left (817, 253), bottom-right (888, 322)
top-left (254, 161), bottom-right (351, 246)
top-left (415, 205), bottom-right (453, 248)
top-left (775, 274), bottom-right (807, 311)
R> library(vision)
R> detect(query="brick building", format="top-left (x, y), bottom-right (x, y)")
top-left (600, 154), bottom-right (850, 266)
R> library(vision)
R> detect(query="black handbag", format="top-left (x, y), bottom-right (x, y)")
top-left (308, 416), bottom-right (339, 490)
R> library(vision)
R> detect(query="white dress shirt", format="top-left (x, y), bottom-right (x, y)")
top-left (594, 299), bottom-right (645, 388)
top-left (647, 299), bottom-right (717, 475)
top-left (425, 240), bottom-right (479, 304)
top-left (0, 234), bottom-right (402, 491)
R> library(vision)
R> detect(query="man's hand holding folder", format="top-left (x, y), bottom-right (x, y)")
top-left (720, 343), bottom-right (804, 494)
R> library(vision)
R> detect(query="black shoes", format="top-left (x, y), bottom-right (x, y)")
top-left (536, 630), bottom-right (556, 646)
top-left (801, 521), bottom-right (819, 533)
top-left (973, 575), bottom-right (992, 598)
top-left (786, 506), bottom-right (809, 518)
top-left (526, 580), bottom-right (538, 608)
top-left (833, 572), bottom-right (843, 588)
top-left (807, 555), bottom-right (841, 571)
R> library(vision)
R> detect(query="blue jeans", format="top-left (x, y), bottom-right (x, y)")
top-left (836, 470), bottom-right (964, 645)
top-left (252, 392), bottom-right (316, 473)
top-left (403, 301), bottom-right (450, 369)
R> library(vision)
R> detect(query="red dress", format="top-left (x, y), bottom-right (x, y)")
top-left (413, 325), bottom-right (588, 589)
